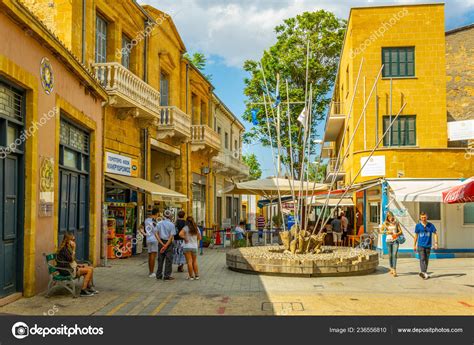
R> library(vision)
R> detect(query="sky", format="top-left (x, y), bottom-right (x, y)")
top-left (143, 0), bottom-right (474, 177)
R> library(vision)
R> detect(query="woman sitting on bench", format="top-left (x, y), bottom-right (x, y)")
top-left (57, 232), bottom-right (98, 297)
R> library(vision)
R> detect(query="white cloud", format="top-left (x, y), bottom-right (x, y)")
top-left (141, 0), bottom-right (474, 68)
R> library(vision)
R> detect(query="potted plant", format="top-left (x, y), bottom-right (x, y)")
top-left (272, 214), bottom-right (283, 229)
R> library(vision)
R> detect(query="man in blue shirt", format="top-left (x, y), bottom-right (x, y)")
top-left (414, 212), bottom-right (439, 280)
top-left (156, 210), bottom-right (176, 281)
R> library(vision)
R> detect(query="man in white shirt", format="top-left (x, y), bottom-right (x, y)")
top-left (156, 210), bottom-right (176, 280)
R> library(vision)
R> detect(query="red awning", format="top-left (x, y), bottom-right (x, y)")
top-left (442, 178), bottom-right (474, 204)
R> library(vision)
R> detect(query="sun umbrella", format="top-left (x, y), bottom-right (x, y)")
top-left (222, 177), bottom-right (327, 199)
top-left (442, 178), bottom-right (474, 204)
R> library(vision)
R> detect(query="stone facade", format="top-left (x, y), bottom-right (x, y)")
top-left (446, 24), bottom-right (474, 148)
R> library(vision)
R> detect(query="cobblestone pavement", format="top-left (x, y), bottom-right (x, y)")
top-left (1, 248), bottom-right (473, 316)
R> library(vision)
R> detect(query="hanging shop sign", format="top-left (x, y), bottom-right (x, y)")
top-left (361, 156), bottom-right (386, 177)
top-left (105, 151), bottom-right (139, 177)
top-left (448, 119), bottom-right (474, 141)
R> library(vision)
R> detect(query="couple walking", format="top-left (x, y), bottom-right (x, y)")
top-left (144, 209), bottom-right (201, 281)
top-left (381, 211), bottom-right (438, 279)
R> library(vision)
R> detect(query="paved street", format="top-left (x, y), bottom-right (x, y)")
top-left (1, 248), bottom-right (473, 316)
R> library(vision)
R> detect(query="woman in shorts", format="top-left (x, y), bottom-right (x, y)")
top-left (179, 216), bottom-right (202, 280)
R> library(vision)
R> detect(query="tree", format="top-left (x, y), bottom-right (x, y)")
top-left (242, 154), bottom-right (262, 180)
top-left (306, 161), bottom-right (327, 183)
top-left (242, 11), bottom-right (346, 178)
top-left (184, 52), bottom-right (213, 81)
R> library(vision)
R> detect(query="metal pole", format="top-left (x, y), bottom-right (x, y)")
top-left (363, 76), bottom-right (367, 150)
top-left (317, 102), bottom-right (407, 233)
top-left (310, 59), bottom-right (365, 238)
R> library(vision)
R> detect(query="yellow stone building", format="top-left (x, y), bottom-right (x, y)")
top-left (322, 3), bottom-right (474, 255)
top-left (211, 93), bottom-right (250, 228)
top-left (0, 0), bottom-right (246, 299)
top-left (323, 3), bottom-right (472, 185)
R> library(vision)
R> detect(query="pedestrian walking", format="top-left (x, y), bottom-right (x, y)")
top-left (173, 210), bottom-right (187, 272)
top-left (331, 215), bottom-right (343, 246)
top-left (380, 211), bottom-right (403, 277)
top-left (414, 212), bottom-right (438, 280)
top-left (179, 216), bottom-right (202, 280)
top-left (256, 214), bottom-right (265, 243)
top-left (156, 209), bottom-right (176, 281)
top-left (340, 211), bottom-right (349, 244)
top-left (144, 208), bottom-right (160, 278)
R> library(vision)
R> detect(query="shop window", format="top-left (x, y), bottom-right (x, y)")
top-left (369, 202), bottom-right (379, 223)
top-left (419, 202), bottom-right (441, 220)
top-left (383, 115), bottom-right (416, 146)
top-left (382, 47), bottom-right (415, 77)
top-left (463, 204), bottom-right (474, 225)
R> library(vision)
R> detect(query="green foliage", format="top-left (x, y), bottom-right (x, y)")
top-left (242, 153), bottom-right (262, 180)
top-left (306, 162), bottom-right (327, 183)
top-left (242, 11), bottom-right (346, 177)
top-left (184, 52), bottom-right (213, 81)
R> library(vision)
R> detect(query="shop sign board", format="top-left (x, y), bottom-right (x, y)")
top-left (106, 152), bottom-right (138, 177)
top-left (361, 156), bottom-right (385, 177)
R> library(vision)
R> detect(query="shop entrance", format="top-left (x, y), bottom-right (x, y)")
top-left (58, 118), bottom-right (89, 261)
top-left (0, 81), bottom-right (24, 297)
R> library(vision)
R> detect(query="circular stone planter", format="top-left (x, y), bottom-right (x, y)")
top-left (226, 245), bottom-right (379, 277)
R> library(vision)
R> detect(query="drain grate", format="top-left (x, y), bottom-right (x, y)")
top-left (261, 302), bottom-right (304, 313)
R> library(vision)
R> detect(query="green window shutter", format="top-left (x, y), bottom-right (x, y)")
top-left (407, 116), bottom-right (416, 145)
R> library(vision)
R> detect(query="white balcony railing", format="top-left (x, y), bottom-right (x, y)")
top-left (157, 106), bottom-right (191, 140)
top-left (191, 125), bottom-right (221, 152)
top-left (212, 151), bottom-right (250, 178)
top-left (92, 62), bottom-right (160, 116)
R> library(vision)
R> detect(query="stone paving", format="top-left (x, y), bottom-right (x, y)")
top-left (0, 247), bottom-right (473, 316)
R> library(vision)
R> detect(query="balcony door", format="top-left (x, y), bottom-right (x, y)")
top-left (160, 72), bottom-right (169, 106)
top-left (95, 14), bottom-right (107, 63)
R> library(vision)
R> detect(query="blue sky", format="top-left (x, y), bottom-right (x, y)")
top-left (144, 0), bottom-right (474, 177)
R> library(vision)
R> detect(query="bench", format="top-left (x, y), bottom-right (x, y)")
top-left (43, 253), bottom-right (91, 298)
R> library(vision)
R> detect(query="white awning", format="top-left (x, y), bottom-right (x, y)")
top-left (105, 173), bottom-right (188, 202)
top-left (387, 179), bottom-right (463, 202)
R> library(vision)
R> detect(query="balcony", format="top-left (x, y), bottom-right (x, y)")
top-left (156, 106), bottom-right (191, 143)
top-left (212, 151), bottom-right (250, 179)
top-left (321, 142), bottom-right (335, 159)
top-left (324, 158), bottom-right (345, 183)
top-left (323, 101), bottom-right (345, 142)
top-left (190, 125), bottom-right (221, 154)
top-left (92, 62), bottom-right (160, 124)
